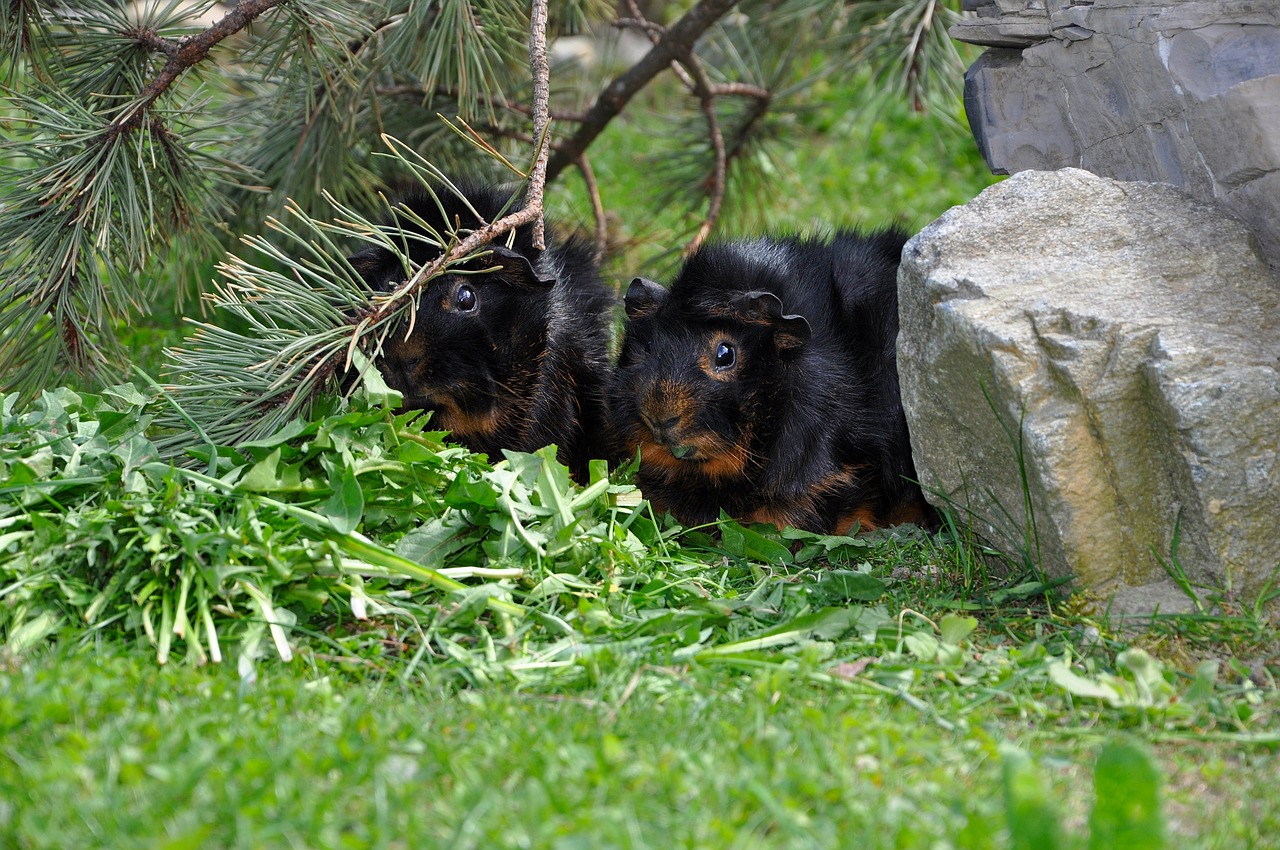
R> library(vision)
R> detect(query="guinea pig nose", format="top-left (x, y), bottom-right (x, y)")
top-left (640, 412), bottom-right (679, 439)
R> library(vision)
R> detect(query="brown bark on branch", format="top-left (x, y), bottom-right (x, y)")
top-left (545, 0), bottom-right (740, 184)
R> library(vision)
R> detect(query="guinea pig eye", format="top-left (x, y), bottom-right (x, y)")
top-left (713, 341), bottom-right (736, 370)
top-left (454, 285), bottom-right (477, 312)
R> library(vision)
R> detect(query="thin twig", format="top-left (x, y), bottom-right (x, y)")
top-left (711, 82), bottom-right (770, 99)
top-left (613, 17), bottom-right (665, 38)
top-left (123, 26), bottom-right (179, 56)
top-left (680, 54), bottom-right (727, 254)
top-left (574, 154), bottom-right (608, 264)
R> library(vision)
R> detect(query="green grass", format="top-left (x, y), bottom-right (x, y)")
top-left (4, 609), bottom-right (1278, 849)
top-left (4, 71), bottom-right (1278, 850)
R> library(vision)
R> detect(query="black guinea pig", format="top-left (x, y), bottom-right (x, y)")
top-left (610, 229), bottom-right (936, 534)
top-left (348, 181), bottom-right (618, 482)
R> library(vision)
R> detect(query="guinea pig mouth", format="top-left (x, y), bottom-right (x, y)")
top-left (648, 437), bottom-right (704, 462)
top-left (397, 393), bottom-right (447, 413)
top-left (668, 444), bottom-right (698, 460)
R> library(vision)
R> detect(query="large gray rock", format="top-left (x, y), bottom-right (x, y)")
top-left (898, 168), bottom-right (1280, 606)
top-left (954, 0), bottom-right (1280, 265)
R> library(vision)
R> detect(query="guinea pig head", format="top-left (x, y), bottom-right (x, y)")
top-left (372, 244), bottom-right (554, 443)
top-left (616, 277), bottom-right (811, 483)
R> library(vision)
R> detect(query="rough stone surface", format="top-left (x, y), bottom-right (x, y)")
top-left (954, 0), bottom-right (1280, 264)
top-left (898, 169), bottom-right (1280, 607)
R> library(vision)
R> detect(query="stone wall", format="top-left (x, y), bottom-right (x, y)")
top-left (954, 0), bottom-right (1280, 265)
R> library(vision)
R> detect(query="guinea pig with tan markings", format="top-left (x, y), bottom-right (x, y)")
top-left (609, 229), bottom-right (936, 534)
top-left (349, 181), bottom-right (619, 482)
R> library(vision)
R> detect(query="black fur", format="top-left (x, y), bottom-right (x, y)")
top-left (610, 229), bottom-right (936, 534)
top-left (349, 182), bottom-right (617, 482)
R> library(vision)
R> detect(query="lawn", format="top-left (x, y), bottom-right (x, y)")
top-left (3, 74), bottom-right (1279, 850)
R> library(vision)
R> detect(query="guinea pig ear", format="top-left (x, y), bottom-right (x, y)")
top-left (624, 277), bottom-right (669, 320)
top-left (347, 245), bottom-right (405, 292)
top-left (484, 244), bottom-right (556, 290)
top-left (733, 291), bottom-right (812, 352)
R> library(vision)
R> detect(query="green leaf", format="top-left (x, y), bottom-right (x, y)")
top-left (763, 606), bottom-right (861, 642)
top-left (102, 382), bottom-right (149, 408)
top-left (325, 464), bottom-right (364, 535)
top-left (395, 517), bottom-right (471, 569)
top-left (6, 610), bottom-right (62, 652)
top-left (237, 448), bottom-right (284, 491)
top-left (438, 585), bottom-right (494, 628)
top-left (1184, 660), bottom-right (1219, 703)
top-left (534, 447), bottom-right (574, 528)
top-left (351, 348), bottom-right (403, 409)
top-left (903, 631), bottom-right (940, 662)
top-left (1116, 649), bottom-right (1173, 706)
top-left (239, 419), bottom-right (311, 450)
top-left (1088, 740), bottom-right (1165, 850)
top-left (720, 519), bottom-right (793, 565)
top-left (939, 614), bottom-right (977, 646)
top-left (811, 570), bottom-right (886, 603)
top-left (782, 527), bottom-right (872, 564)
top-left (1048, 658), bottom-right (1122, 703)
top-left (445, 471), bottom-right (499, 509)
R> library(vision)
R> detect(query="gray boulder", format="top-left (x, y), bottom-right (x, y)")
top-left (954, 0), bottom-right (1280, 265)
top-left (898, 168), bottom-right (1280, 609)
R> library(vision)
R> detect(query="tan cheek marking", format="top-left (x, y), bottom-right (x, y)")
top-left (743, 503), bottom-right (807, 532)
top-left (835, 506), bottom-right (881, 536)
top-left (884, 497), bottom-right (936, 528)
top-left (694, 439), bottom-right (749, 482)
top-left (438, 401), bottom-right (504, 441)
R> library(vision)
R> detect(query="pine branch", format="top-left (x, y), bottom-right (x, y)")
top-left (374, 84), bottom-right (586, 124)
